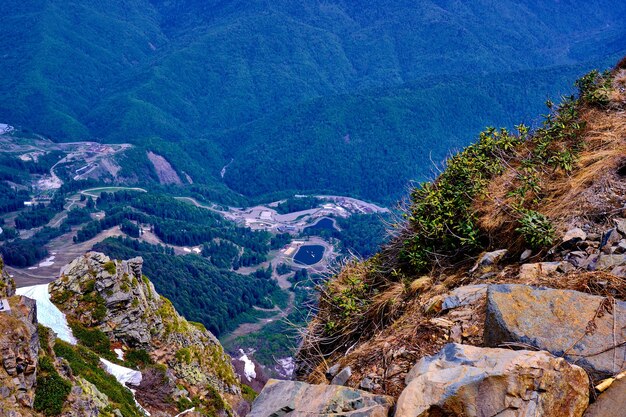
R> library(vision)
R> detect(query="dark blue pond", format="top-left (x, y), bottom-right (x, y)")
top-left (293, 245), bottom-right (325, 265)
top-left (303, 217), bottom-right (337, 234)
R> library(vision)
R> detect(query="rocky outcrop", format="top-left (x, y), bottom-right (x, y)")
top-left (248, 379), bottom-right (394, 417)
top-left (0, 256), bottom-right (16, 297)
top-left (396, 343), bottom-right (589, 417)
top-left (49, 252), bottom-right (243, 414)
top-left (51, 252), bottom-right (166, 348)
top-left (0, 296), bottom-right (39, 416)
top-left (485, 284), bottom-right (626, 381)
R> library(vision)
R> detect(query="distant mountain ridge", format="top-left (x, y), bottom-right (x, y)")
top-left (1, 0), bottom-right (625, 202)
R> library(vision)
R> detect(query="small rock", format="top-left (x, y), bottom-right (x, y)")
top-left (331, 366), bottom-right (352, 386)
top-left (518, 262), bottom-right (561, 280)
top-left (587, 232), bottom-right (601, 241)
top-left (469, 249), bottom-right (507, 273)
top-left (359, 377), bottom-right (374, 391)
top-left (565, 251), bottom-right (588, 267)
top-left (441, 285), bottom-right (487, 310)
top-left (326, 363), bottom-right (341, 378)
top-left (601, 229), bottom-right (621, 252)
top-left (562, 227), bottom-right (587, 246)
top-left (520, 249), bottom-right (532, 262)
top-left (611, 266), bottom-right (626, 277)
top-left (615, 239), bottom-right (626, 254)
top-left (614, 218), bottom-right (626, 236)
top-left (594, 254), bottom-right (626, 270)
top-left (558, 262), bottom-right (576, 273)
top-left (396, 343), bottom-right (589, 417)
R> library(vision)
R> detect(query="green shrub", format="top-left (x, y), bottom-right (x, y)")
top-left (575, 70), bottom-right (612, 106)
top-left (82, 279), bottom-right (96, 293)
top-left (34, 356), bottom-right (71, 416)
top-left (516, 209), bottom-right (555, 249)
top-left (125, 349), bottom-right (153, 368)
top-left (401, 126), bottom-right (524, 270)
top-left (241, 384), bottom-right (258, 402)
top-left (92, 294), bottom-right (108, 322)
top-left (103, 261), bottom-right (117, 275)
top-left (38, 325), bottom-right (51, 354)
top-left (68, 321), bottom-right (115, 360)
top-left (175, 348), bottom-right (192, 364)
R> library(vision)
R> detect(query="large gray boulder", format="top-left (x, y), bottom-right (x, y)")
top-left (395, 343), bottom-right (589, 417)
top-left (485, 284), bottom-right (626, 380)
top-left (248, 379), bottom-right (394, 417)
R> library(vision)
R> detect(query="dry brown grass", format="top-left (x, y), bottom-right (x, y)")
top-left (476, 89), bottom-right (626, 247)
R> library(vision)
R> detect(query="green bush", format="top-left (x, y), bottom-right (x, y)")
top-left (125, 349), bottom-right (154, 368)
top-left (68, 321), bottom-right (115, 361)
top-left (34, 357), bottom-right (71, 416)
top-left (575, 70), bottom-right (612, 106)
top-left (516, 209), bottom-right (555, 249)
top-left (401, 126), bottom-right (524, 270)
top-left (175, 348), bottom-right (192, 364)
top-left (241, 384), bottom-right (258, 402)
top-left (103, 261), bottom-right (117, 275)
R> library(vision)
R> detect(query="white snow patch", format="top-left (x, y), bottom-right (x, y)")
top-left (100, 358), bottom-right (142, 386)
top-left (276, 357), bottom-right (295, 378)
top-left (114, 348), bottom-right (125, 360)
top-left (175, 408), bottom-right (195, 417)
top-left (192, 247), bottom-right (201, 254)
top-left (16, 284), bottom-right (76, 344)
top-left (39, 256), bottom-right (56, 267)
top-left (238, 349), bottom-right (256, 381)
top-left (99, 359), bottom-right (149, 416)
top-left (183, 247), bottom-right (191, 253)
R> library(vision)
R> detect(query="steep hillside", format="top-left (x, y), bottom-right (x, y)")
top-left (1, 1), bottom-right (625, 201)
top-left (284, 59), bottom-right (626, 415)
top-left (0, 253), bottom-right (248, 416)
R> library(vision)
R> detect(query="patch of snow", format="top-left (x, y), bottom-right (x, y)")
top-left (16, 284), bottom-right (76, 344)
top-left (100, 358), bottom-right (142, 386)
top-left (192, 247), bottom-right (201, 254)
top-left (238, 349), bottom-right (256, 381)
top-left (114, 348), bottom-right (125, 360)
top-left (99, 358), bottom-right (149, 415)
top-left (183, 247), bottom-right (191, 253)
top-left (27, 267), bottom-right (38, 270)
top-left (276, 357), bottom-right (295, 378)
top-left (39, 256), bottom-right (56, 267)
top-left (175, 408), bottom-right (195, 417)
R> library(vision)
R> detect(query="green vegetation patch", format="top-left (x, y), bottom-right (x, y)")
top-left (68, 321), bottom-right (117, 362)
top-left (34, 356), bottom-right (72, 416)
top-left (53, 340), bottom-right (144, 417)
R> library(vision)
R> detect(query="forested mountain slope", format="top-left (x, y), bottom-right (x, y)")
top-left (1, 1), bottom-right (625, 202)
